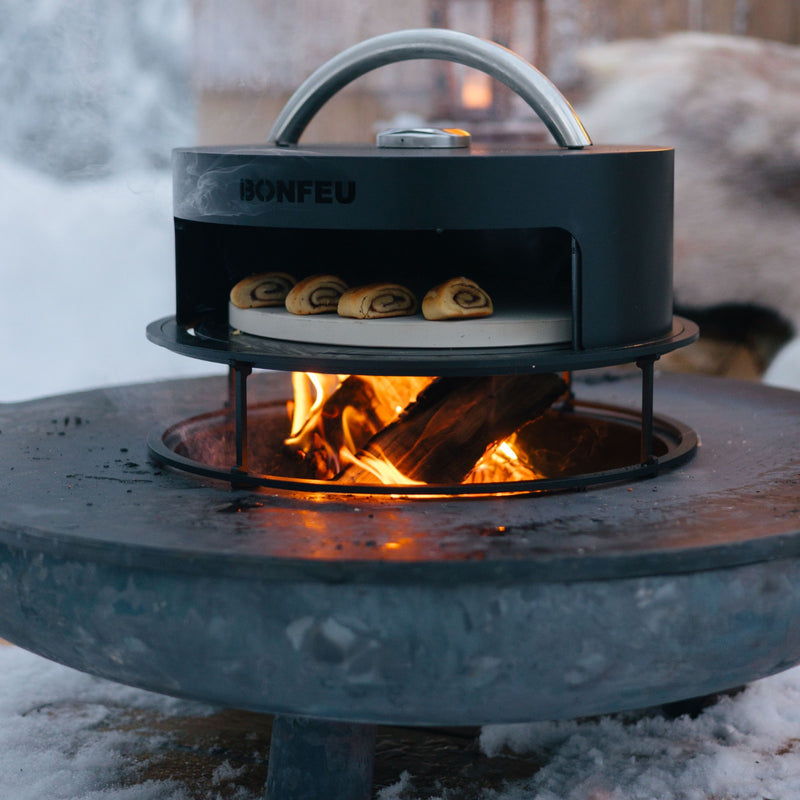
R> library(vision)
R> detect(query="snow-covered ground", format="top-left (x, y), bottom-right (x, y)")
top-left (5, 642), bottom-right (800, 800)
top-left (0, 644), bottom-right (211, 800)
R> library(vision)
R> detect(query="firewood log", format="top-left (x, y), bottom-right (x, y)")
top-left (284, 375), bottom-right (431, 479)
top-left (321, 375), bottom-right (431, 455)
top-left (336, 373), bottom-right (566, 485)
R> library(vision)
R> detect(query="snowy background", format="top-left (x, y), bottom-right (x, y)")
top-left (1, 3), bottom-right (800, 403)
top-left (2, 2), bottom-right (800, 798)
top-left (0, 0), bottom-right (223, 405)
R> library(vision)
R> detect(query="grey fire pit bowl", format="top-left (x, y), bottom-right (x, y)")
top-left (1, 371), bottom-right (800, 797)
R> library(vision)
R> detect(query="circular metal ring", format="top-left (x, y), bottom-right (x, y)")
top-left (147, 399), bottom-right (698, 497)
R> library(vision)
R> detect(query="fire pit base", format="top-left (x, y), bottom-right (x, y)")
top-left (1, 372), bottom-right (800, 729)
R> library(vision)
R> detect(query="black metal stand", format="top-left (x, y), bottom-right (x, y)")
top-left (265, 715), bottom-right (377, 800)
top-left (223, 357), bottom-right (666, 484)
top-left (146, 312), bottom-right (700, 494)
top-left (229, 362), bottom-right (252, 478)
top-left (637, 356), bottom-right (657, 464)
top-left (149, 387), bottom-right (698, 497)
top-left (146, 318), bottom-right (699, 495)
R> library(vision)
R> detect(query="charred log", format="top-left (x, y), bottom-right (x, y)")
top-left (284, 375), bottom-right (431, 479)
top-left (336, 373), bottom-right (567, 485)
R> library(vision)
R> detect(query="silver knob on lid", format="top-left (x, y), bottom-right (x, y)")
top-left (377, 127), bottom-right (471, 149)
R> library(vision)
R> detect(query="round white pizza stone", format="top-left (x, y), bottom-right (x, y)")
top-left (229, 304), bottom-right (572, 349)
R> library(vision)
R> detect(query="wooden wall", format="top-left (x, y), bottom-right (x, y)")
top-left (192, 1), bottom-right (800, 145)
top-left (568, 0), bottom-right (800, 45)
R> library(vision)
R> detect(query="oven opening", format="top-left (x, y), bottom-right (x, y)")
top-left (175, 223), bottom-right (574, 331)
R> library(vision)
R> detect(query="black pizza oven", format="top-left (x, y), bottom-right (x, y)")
top-left (168, 28), bottom-right (676, 351)
top-left (148, 28), bottom-right (699, 494)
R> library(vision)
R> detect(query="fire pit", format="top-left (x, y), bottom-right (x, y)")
top-left (2, 372), bottom-right (800, 798)
top-left (3, 29), bottom-right (800, 800)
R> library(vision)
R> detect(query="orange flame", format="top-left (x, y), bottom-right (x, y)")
top-left (465, 436), bottom-right (545, 484)
top-left (284, 372), bottom-right (431, 480)
top-left (339, 447), bottom-right (425, 486)
top-left (284, 372), bottom-right (550, 489)
top-left (286, 372), bottom-right (343, 441)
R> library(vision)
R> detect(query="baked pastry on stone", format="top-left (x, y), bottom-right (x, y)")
top-left (285, 274), bottom-right (348, 315)
top-left (422, 277), bottom-right (493, 320)
top-left (337, 283), bottom-right (418, 319)
top-left (229, 272), bottom-right (296, 308)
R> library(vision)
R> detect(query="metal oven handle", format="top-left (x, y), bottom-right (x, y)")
top-left (267, 28), bottom-right (591, 149)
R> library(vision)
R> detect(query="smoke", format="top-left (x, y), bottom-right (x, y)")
top-left (0, 0), bottom-right (194, 179)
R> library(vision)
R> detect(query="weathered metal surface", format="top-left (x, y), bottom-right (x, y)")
top-left (0, 372), bottom-right (799, 724)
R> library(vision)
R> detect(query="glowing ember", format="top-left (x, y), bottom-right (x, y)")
top-left (465, 435), bottom-right (545, 484)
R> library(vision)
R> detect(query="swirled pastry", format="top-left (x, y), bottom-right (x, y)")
top-left (422, 277), bottom-right (493, 320)
top-left (230, 272), bottom-right (296, 308)
top-left (337, 283), bottom-right (418, 319)
top-left (285, 274), bottom-right (348, 315)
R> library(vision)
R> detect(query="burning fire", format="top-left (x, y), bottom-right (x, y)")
top-left (286, 372), bottom-right (343, 442)
top-left (465, 437), bottom-right (545, 484)
top-left (285, 373), bottom-right (432, 482)
top-left (339, 448), bottom-right (426, 486)
top-left (282, 372), bottom-right (563, 488)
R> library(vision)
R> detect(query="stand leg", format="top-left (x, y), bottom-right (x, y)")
top-left (636, 356), bottom-right (657, 464)
top-left (265, 715), bottom-right (376, 800)
top-left (230, 362), bottom-right (252, 474)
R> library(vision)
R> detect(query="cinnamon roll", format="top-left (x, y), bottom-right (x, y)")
top-left (422, 277), bottom-right (493, 320)
top-left (285, 274), bottom-right (348, 315)
top-left (229, 271), bottom-right (296, 308)
top-left (337, 283), bottom-right (418, 319)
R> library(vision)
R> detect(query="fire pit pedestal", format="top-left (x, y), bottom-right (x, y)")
top-left (1, 372), bottom-right (800, 798)
top-left (265, 715), bottom-right (377, 799)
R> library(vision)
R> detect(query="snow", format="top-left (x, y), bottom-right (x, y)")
top-left (0, 157), bottom-right (223, 403)
top-left (0, 0), bottom-right (221, 404)
top-left (479, 673), bottom-right (800, 800)
top-left (5, 642), bottom-right (800, 799)
top-left (0, 644), bottom-right (210, 800)
top-left (0, 0), bottom-right (192, 177)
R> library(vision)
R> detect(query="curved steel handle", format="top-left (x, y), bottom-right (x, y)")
top-left (267, 28), bottom-right (591, 149)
